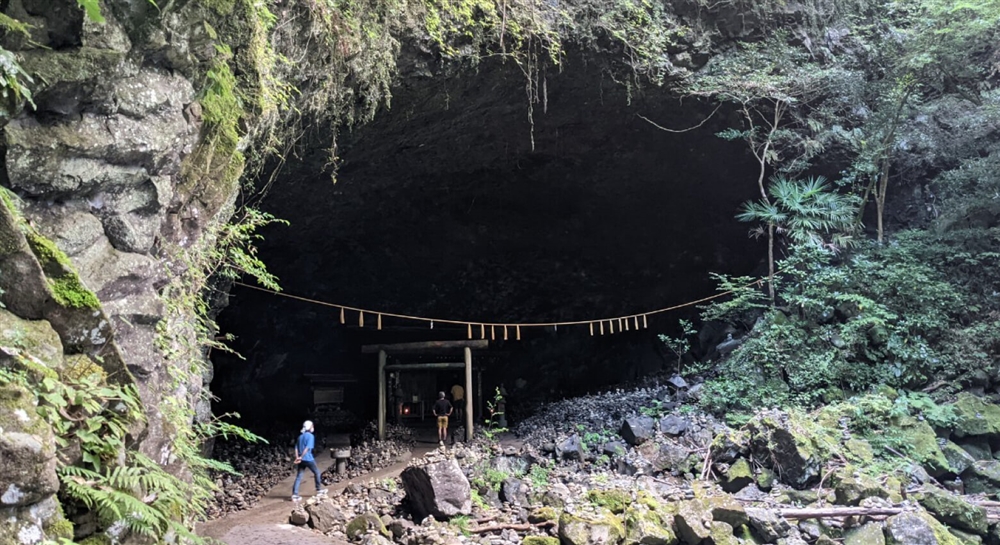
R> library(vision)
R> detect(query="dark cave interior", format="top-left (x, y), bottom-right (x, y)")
top-left (210, 53), bottom-right (764, 432)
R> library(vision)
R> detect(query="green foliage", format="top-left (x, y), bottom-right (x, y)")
top-left (0, 47), bottom-right (33, 116)
top-left (737, 176), bottom-right (860, 250)
top-left (658, 319), bottom-right (696, 375)
top-left (77, 0), bottom-right (106, 23)
top-left (470, 488), bottom-right (488, 510)
top-left (0, 349), bottom-right (259, 543)
top-left (701, 232), bottom-right (975, 412)
top-left (895, 0), bottom-right (1000, 102)
top-left (450, 515), bottom-right (472, 536)
top-left (528, 463), bottom-right (550, 489)
top-left (482, 387), bottom-right (508, 440)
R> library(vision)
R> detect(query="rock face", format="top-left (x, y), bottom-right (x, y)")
top-left (559, 510), bottom-right (626, 545)
top-left (401, 459), bottom-right (472, 519)
top-left (0, 384), bottom-right (59, 508)
top-left (961, 461), bottom-right (1000, 495)
top-left (918, 487), bottom-right (987, 535)
top-left (884, 512), bottom-right (962, 545)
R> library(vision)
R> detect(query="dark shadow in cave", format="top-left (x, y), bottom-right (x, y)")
top-left (210, 52), bottom-right (764, 433)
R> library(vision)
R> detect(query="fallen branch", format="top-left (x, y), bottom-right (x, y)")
top-left (777, 507), bottom-right (905, 520)
top-left (470, 521), bottom-right (556, 534)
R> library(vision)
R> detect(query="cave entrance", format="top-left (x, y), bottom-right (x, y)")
top-left (210, 51), bottom-right (767, 435)
top-left (366, 340), bottom-right (485, 442)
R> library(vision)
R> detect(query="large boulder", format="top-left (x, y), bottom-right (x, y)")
top-left (401, 458), bottom-right (471, 519)
top-left (745, 508), bottom-right (791, 542)
top-left (306, 499), bottom-right (347, 533)
top-left (0, 384), bottom-right (59, 508)
top-left (658, 416), bottom-right (688, 436)
top-left (746, 412), bottom-right (825, 489)
top-left (884, 512), bottom-right (962, 545)
top-left (623, 505), bottom-right (678, 545)
top-left (844, 522), bottom-right (885, 545)
top-left (941, 441), bottom-right (976, 475)
top-left (832, 468), bottom-right (888, 506)
top-left (638, 442), bottom-right (696, 474)
top-left (620, 417), bottom-right (656, 446)
top-left (346, 513), bottom-right (389, 541)
top-left (557, 435), bottom-right (584, 461)
top-left (720, 459), bottom-right (753, 493)
top-left (961, 461), bottom-right (1000, 495)
top-left (559, 510), bottom-right (626, 545)
top-left (951, 393), bottom-right (1000, 439)
top-left (500, 478), bottom-right (528, 506)
top-left (673, 501), bottom-right (712, 544)
top-left (917, 487), bottom-right (988, 535)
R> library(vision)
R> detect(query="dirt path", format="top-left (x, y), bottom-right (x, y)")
top-left (198, 443), bottom-right (436, 544)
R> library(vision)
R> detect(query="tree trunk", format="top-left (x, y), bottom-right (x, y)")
top-left (876, 159), bottom-right (890, 243)
top-left (767, 222), bottom-right (775, 303)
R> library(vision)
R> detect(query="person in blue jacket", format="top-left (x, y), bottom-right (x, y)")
top-left (292, 420), bottom-right (327, 501)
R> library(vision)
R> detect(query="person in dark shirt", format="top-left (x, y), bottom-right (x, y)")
top-left (291, 420), bottom-right (327, 501)
top-left (433, 391), bottom-right (453, 446)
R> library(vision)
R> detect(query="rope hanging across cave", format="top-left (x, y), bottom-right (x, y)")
top-left (232, 278), bottom-right (765, 340)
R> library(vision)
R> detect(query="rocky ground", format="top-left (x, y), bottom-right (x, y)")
top-left (206, 423), bottom-right (415, 518)
top-left (276, 376), bottom-right (1000, 545)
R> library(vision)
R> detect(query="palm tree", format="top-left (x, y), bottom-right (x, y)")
top-left (737, 175), bottom-right (859, 302)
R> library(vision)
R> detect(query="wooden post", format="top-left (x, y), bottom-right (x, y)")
top-left (464, 346), bottom-right (473, 442)
top-left (377, 350), bottom-right (386, 441)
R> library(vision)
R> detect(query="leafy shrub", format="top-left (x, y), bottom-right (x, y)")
top-left (700, 229), bottom-right (987, 412)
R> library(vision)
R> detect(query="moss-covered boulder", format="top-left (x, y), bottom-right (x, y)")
top-left (952, 394), bottom-right (1000, 439)
top-left (756, 468), bottom-right (775, 491)
top-left (704, 495), bottom-right (748, 529)
top-left (0, 383), bottom-right (59, 507)
top-left (948, 528), bottom-right (983, 544)
top-left (721, 458), bottom-right (753, 493)
top-left (559, 509), bottom-right (626, 545)
top-left (623, 505), bottom-right (678, 545)
top-left (956, 438), bottom-right (991, 461)
top-left (708, 521), bottom-right (737, 545)
top-left (523, 537), bottom-right (560, 545)
top-left (832, 467), bottom-right (888, 506)
top-left (673, 500), bottom-right (712, 544)
top-left (961, 461), bottom-right (1000, 495)
top-left (346, 513), bottom-right (389, 541)
top-left (942, 441), bottom-right (977, 475)
top-left (844, 522), bottom-right (885, 545)
top-left (529, 507), bottom-right (561, 524)
top-left (746, 410), bottom-right (834, 489)
top-left (0, 309), bottom-right (63, 371)
top-left (897, 416), bottom-right (951, 477)
top-left (0, 496), bottom-right (71, 545)
top-left (588, 489), bottom-right (631, 514)
top-left (844, 438), bottom-right (875, 465)
top-left (710, 429), bottom-right (749, 465)
top-left (884, 512), bottom-right (962, 545)
top-left (917, 487), bottom-right (988, 535)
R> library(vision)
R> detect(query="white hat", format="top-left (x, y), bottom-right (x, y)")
top-left (301, 420), bottom-right (314, 433)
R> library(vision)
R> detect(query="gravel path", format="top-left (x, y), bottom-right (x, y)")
top-left (198, 445), bottom-right (434, 544)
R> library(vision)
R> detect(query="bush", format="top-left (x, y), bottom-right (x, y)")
top-left (701, 228), bottom-right (996, 412)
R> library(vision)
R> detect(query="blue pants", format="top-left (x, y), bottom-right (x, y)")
top-left (292, 460), bottom-right (321, 495)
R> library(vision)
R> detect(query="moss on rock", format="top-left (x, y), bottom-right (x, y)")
top-left (588, 489), bottom-right (631, 514)
top-left (844, 522), bottom-right (885, 545)
top-left (522, 537), bottom-right (560, 545)
top-left (721, 458), bottom-right (753, 492)
top-left (559, 509), bottom-right (626, 545)
top-left (951, 393), bottom-right (1000, 439)
top-left (917, 487), bottom-right (987, 535)
top-left (623, 505), bottom-right (678, 545)
top-left (24, 231), bottom-right (100, 310)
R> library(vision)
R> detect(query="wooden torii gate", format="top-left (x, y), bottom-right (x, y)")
top-left (362, 339), bottom-right (488, 442)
